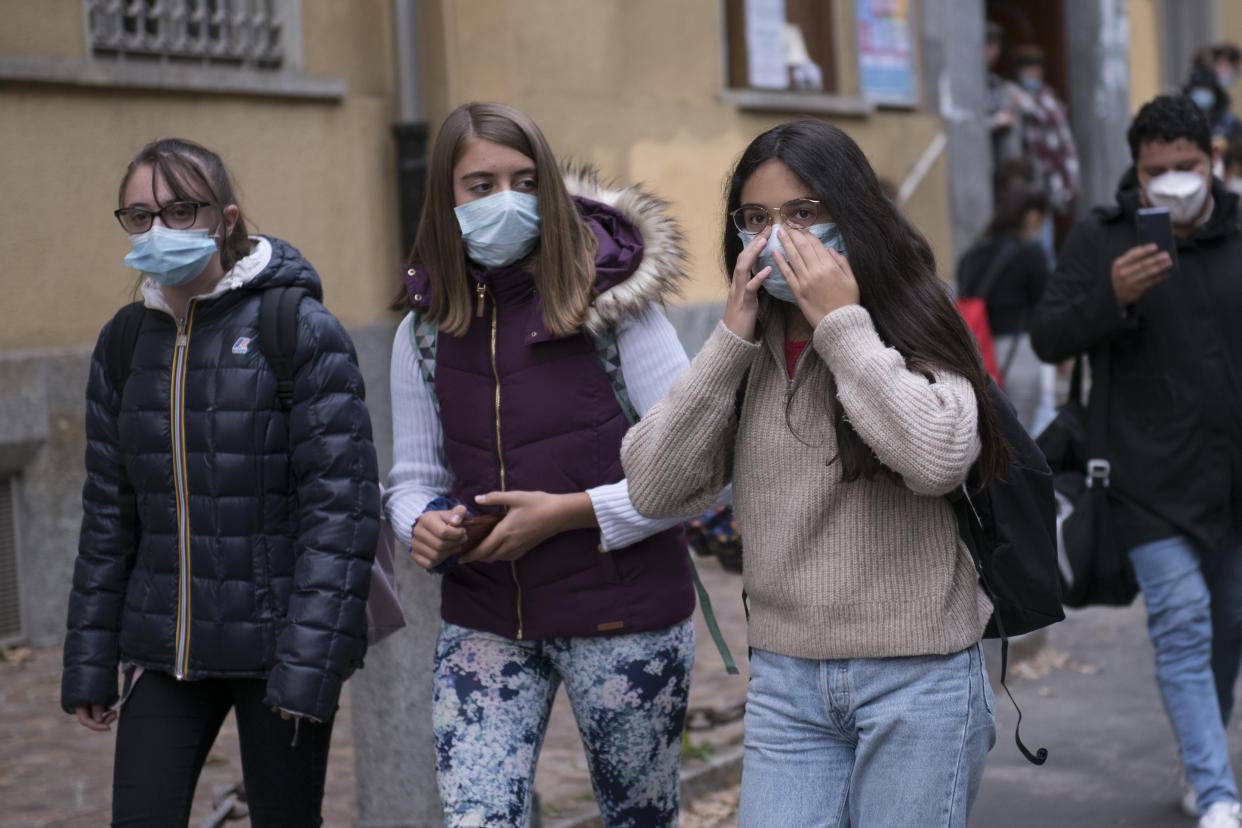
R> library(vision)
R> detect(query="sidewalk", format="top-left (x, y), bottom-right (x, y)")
top-left (0, 554), bottom-right (750, 827)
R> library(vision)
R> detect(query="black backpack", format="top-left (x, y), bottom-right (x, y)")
top-left (104, 286), bottom-right (308, 405)
top-left (948, 377), bottom-right (1063, 765)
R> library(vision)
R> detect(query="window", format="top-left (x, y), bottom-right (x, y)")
top-left (85, 0), bottom-right (286, 70)
top-left (725, 0), bottom-right (838, 94)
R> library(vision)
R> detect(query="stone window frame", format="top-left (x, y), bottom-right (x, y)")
top-left (719, 0), bottom-right (874, 116)
top-left (0, 0), bottom-right (344, 100)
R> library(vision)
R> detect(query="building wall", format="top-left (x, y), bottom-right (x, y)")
top-left (0, 0), bottom-right (407, 353)
top-left (1129, 0), bottom-right (1163, 111)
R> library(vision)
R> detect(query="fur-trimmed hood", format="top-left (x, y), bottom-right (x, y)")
top-left (562, 164), bottom-right (688, 335)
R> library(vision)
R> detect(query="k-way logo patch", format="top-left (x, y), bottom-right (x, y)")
top-left (231, 336), bottom-right (252, 355)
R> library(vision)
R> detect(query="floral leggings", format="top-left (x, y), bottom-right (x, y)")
top-left (433, 618), bottom-right (695, 827)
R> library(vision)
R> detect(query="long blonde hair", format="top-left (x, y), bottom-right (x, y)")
top-left (394, 102), bottom-right (597, 337)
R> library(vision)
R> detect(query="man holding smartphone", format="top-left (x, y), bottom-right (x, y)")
top-left (1032, 95), bottom-right (1242, 828)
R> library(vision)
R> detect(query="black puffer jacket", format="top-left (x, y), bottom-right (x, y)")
top-left (61, 237), bottom-right (381, 722)
top-left (1030, 173), bottom-right (1242, 550)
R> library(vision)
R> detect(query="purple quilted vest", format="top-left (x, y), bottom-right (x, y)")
top-left (405, 197), bottom-right (692, 640)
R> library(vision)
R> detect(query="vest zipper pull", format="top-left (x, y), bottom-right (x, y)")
top-left (475, 283), bottom-right (486, 318)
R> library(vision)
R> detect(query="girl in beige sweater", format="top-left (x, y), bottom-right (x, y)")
top-left (621, 119), bottom-right (1011, 828)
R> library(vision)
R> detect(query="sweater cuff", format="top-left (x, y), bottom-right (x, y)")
top-left (812, 304), bottom-right (881, 378)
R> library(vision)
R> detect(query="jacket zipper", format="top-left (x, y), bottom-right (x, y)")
top-left (171, 303), bottom-right (196, 679)
top-left (481, 287), bottom-right (523, 638)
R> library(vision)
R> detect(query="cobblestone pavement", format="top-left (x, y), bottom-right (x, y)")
top-left (0, 554), bottom-right (749, 827)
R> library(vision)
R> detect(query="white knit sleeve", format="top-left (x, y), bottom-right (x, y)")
top-left (588, 301), bottom-right (724, 551)
top-left (384, 313), bottom-right (454, 547)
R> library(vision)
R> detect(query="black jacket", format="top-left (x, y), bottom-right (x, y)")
top-left (1030, 173), bottom-right (1242, 549)
top-left (61, 237), bottom-right (381, 721)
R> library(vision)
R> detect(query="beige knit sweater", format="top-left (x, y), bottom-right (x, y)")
top-left (620, 304), bottom-right (992, 659)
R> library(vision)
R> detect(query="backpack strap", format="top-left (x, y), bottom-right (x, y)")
top-left (260, 286), bottom-right (310, 410)
top-left (104, 302), bottom-right (147, 394)
top-left (591, 328), bottom-right (640, 425)
top-left (408, 311), bottom-right (441, 415)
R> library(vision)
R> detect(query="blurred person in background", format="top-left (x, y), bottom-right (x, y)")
top-left (956, 184), bottom-right (1051, 433)
top-left (1009, 43), bottom-right (1080, 267)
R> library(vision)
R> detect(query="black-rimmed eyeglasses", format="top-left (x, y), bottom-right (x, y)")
top-left (114, 201), bottom-right (212, 234)
top-left (730, 198), bottom-right (823, 233)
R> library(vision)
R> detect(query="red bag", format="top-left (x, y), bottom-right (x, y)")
top-left (956, 296), bottom-right (1003, 388)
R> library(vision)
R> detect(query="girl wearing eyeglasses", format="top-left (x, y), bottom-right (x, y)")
top-left (385, 101), bottom-right (699, 826)
top-left (60, 137), bottom-right (381, 826)
top-left (621, 118), bottom-right (1010, 827)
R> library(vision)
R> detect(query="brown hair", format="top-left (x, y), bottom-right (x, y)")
top-left (118, 138), bottom-right (254, 273)
top-left (392, 102), bottom-right (597, 337)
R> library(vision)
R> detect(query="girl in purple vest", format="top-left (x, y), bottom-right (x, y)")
top-left (386, 102), bottom-right (701, 826)
top-left (621, 119), bottom-right (1012, 826)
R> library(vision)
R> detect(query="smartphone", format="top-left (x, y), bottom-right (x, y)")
top-left (460, 513), bottom-right (501, 552)
top-left (1135, 206), bottom-right (1179, 274)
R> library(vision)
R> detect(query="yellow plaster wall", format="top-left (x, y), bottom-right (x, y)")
top-left (424, 0), bottom-right (953, 304)
top-left (0, 0), bottom-right (84, 59)
top-left (0, 1), bottom-right (404, 351)
top-left (1128, 0), bottom-right (1162, 114)
top-left (1220, 1), bottom-right (1242, 105)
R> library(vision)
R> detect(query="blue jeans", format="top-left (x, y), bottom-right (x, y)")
top-left (1129, 536), bottom-right (1242, 813)
top-left (738, 644), bottom-right (995, 828)
top-left (432, 619), bottom-right (694, 828)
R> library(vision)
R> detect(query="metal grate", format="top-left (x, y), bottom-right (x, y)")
top-left (84, 0), bottom-right (286, 70)
top-left (0, 478), bottom-right (20, 641)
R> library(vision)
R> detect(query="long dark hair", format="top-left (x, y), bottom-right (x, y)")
top-left (119, 138), bottom-right (253, 273)
top-left (722, 118), bottom-right (1009, 486)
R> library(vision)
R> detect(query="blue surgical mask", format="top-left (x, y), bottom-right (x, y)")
top-left (124, 225), bottom-right (220, 286)
top-left (1189, 86), bottom-right (1216, 111)
top-left (737, 223), bottom-right (848, 303)
top-left (1018, 76), bottom-right (1042, 94)
top-left (454, 190), bottom-right (541, 269)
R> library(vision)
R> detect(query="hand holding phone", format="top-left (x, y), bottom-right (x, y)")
top-left (1135, 207), bottom-right (1179, 273)
top-left (1111, 211), bottom-right (1176, 308)
top-left (460, 514), bottom-right (501, 553)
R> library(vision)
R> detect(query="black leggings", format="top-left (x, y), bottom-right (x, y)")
top-left (111, 669), bottom-right (334, 827)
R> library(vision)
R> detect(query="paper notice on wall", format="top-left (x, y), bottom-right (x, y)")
top-left (857, 0), bottom-right (917, 105)
top-left (746, 0), bottom-right (788, 89)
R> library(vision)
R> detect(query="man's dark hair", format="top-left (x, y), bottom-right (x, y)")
top-left (1127, 94), bottom-right (1212, 161)
top-left (1213, 42), bottom-right (1241, 66)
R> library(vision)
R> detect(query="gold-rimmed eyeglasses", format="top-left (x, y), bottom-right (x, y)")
top-left (730, 198), bottom-right (823, 233)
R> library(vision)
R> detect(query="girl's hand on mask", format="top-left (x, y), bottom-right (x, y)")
top-left (723, 226), bottom-right (772, 342)
top-left (773, 226), bottom-right (859, 327)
